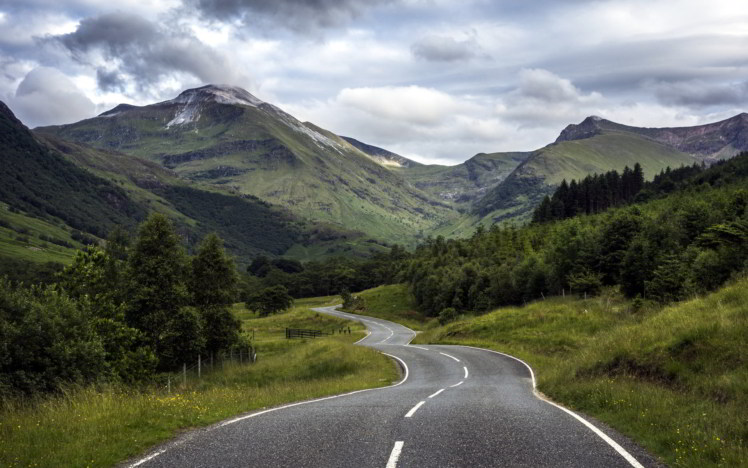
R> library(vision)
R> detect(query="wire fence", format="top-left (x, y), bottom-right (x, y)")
top-left (165, 345), bottom-right (257, 393)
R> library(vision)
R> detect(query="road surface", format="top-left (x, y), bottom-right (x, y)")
top-left (128, 306), bottom-right (661, 468)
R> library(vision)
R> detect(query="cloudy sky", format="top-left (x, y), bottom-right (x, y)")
top-left (1, 0), bottom-right (747, 164)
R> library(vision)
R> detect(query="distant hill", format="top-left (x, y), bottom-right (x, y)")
top-left (471, 114), bottom-right (748, 225)
top-left (556, 113), bottom-right (748, 161)
top-left (398, 152), bottom-right (530, 207)
top-left (37, 85), bottom-right (457, 243)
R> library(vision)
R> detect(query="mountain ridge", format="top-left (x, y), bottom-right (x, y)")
top-left (31, 84), bottom-right (748, 240)
top-left (556, 113), bottom-right (748, 160)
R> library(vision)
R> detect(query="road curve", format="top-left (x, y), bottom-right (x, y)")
top-left (128, 306), bottom-right (662, 468)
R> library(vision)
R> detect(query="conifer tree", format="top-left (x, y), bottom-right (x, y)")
top-left (126, 213), bottom-right (198, 369)
top-left (190, 233), bottom-right (240, 355)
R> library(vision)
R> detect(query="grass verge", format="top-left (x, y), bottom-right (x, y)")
top-left (0, 298), bottom-right (399, 468)
top-left (348, 284), bottom-right (429, 330)
top-left (372, 280), bottom-right (745, 467)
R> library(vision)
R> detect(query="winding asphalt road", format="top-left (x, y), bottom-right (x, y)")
top-left (128, 306), bottom-right (661, 468)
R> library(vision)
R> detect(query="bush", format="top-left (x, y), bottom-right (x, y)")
top-left (0, 279), bottom-right (107, 395)
top-left (438, 307), bottom-right (458, 325)
top-left (568, 269), bottom-right (603, 297)
top-left (246, 285), bottom-right (294, 316)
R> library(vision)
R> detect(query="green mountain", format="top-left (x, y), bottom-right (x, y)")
top-left (0, 101), bottom-right (146, 238)
top-left (470, 115), bottom-right (748, 227)
top-left (37, 85), bottom-right (457, 243)
top-left (556, 113), bottom-right (748, 161)
top-left (0, 100), bottom-right (383, 272)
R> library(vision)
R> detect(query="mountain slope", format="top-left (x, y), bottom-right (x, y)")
top-left (1, 100), bottom-right (379, 270)
top-left (0, 101), bottom-right (146, 238)
top-left (473, 122), bottom-right (714, 223)
top-left (398, 151), bottom-right (530, 208)
top-left (341, 136), bottom-right (422, 168)
top-left (556, 113), bottom-right (748, 160)
top-left (37, 85), bottom-right (457, 243)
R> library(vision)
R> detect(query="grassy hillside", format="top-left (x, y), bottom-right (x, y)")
top-left (0, 297), bottom-right (399, 467)
top-left (345, 284), bottom-right (428, 330)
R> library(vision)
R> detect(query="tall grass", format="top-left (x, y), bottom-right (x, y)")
top-left (0, 299), bottom-right (398, 467)
top-left (413, 279), bottom-right (747, 467)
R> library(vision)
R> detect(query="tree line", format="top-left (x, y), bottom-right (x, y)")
top-left (532, 161), bottom-right (718, 223)
top-left (0, 214), bottom-right (250, 396)
top-left (242, 246), bottom-right (409, 300)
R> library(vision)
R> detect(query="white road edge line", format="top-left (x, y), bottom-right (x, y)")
top-left (127, 351), bottom-right (410, 467)
top-left (386, 441), bottom-right (404, 468)
top-left (458, 345), bottom-right (644, 468)
top-left (130, 450), bottom-right (166, 467)
top-left (463, 366), bottom-right (469, 379)
top-left (450, 380), bottom-right (463, 387)
top-left (439, 352), bottom-right (460, 362)
top-left (409, 345), bottom-right (429, 351)
top-left (354, 330), bottom-right (371, 344)
top-left (428, 388), bottom-right (445, 399)
top-left (404, 401), bottom-right (425, 418)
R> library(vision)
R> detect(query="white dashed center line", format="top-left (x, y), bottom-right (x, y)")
top-left (405, 401), bottom-right (426, 418)
top-left (386, 441), bottom-right (404, 468)
top-left (439, 352), bottom-right (460, 362)
top-left (428, 388), bottom-right (445, 399)
top-left (463, 366), bottom-right (469, 379)
top-left (450, 380), bottom-right (464, 388)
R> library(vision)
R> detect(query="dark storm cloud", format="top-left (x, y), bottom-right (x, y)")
top-left (539, 34), bottom-right (748, 97)
top-left (59, 12), bottom-right (159, 54)
top-left (96, 68), bottom-right (125, 92)
top-left (190, 0), bottom-right (392, 32)
top-left (651, 80), bottom-right (748, 108)
top-left (52, 12), bottom-right (240, 92)
top-left (411, 35), bottom-right (478, 62)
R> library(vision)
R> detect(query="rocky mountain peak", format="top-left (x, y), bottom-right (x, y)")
top-left (555, 116), bottom-right (606, 143)
top-left (172, 84), bottom-right (265, 108)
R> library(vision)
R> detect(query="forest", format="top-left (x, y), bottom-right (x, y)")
top-left (401, 153), bottom-right (748, 318)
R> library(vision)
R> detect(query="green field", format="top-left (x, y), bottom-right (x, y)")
top-left (0, 297), bottom-right (399, 468)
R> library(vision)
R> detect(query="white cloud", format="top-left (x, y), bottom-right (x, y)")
top-left (8, 67), bottom-right (96, 127)
top-left (337, 85), bottom-right (471, 125)
top-left (496, 68), bottom-right (603, 128)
